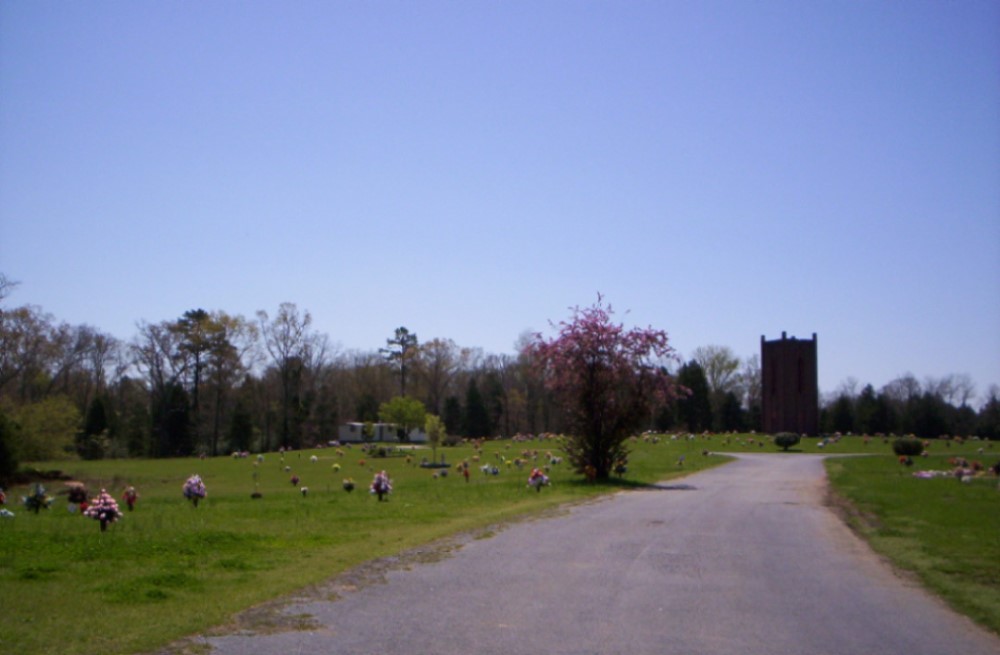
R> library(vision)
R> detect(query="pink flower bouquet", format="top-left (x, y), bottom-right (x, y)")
top-left (83, 489), bottom-right (123, 531)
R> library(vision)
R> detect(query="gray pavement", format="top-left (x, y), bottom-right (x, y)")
top-left (198, 454), bottom-right (1000, 655)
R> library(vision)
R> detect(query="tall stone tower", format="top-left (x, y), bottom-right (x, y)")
top-left (761, 332), bottom-right (818, 436)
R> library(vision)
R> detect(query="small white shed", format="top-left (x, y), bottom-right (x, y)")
top-left (337, 422), bottom-right (427, 443)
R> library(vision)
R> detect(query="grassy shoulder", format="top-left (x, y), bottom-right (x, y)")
top-left (0, 436), bottom-right (727, 655)
top-left (824, 447), bottom-right (1000, 635)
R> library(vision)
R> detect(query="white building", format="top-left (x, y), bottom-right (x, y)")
top-left (337, 422), bottom-right (427, 443)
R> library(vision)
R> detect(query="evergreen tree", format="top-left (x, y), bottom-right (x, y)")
top-left (717, 391), bottom-right (744, 432)
top-left (228, 400), bottom-right (254, 452)
top-left (653, 403), bottom-right (675, 432)
top-left (152, 383), bottom-right (193, 457)
top-left (77, 396), bottom-right (110, 460)
top-left (355, 392), bottom-right (380, 423)
top-left (380, 326), bottom-right (418, 396)
top-left (855, 385), bottom-right (879, 435)
top-left (442, 395), bottom-right (462, 435)
top-left (482, 372), bottom-right (506, 437)
top-left (676, 361), bottom-right (712, 432)
top-left (910, 392), bottom-right (949, 438)
top-left (829, 394), bottom-right (855, 434)
top-left (976, 391), bottom-right (1000, 440)
top-left (462, 378), bottom-right (491, 438)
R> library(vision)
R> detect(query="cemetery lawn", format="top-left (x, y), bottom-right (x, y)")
top-left (0, 436), bottom-right (726, 655)
top-left (825, 447), bottom-right (1000, 635)
top-left (2, 434), bottom-right (997, 654)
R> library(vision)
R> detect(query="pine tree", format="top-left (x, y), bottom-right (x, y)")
top-left (462, 378), bottom-right (491, 438)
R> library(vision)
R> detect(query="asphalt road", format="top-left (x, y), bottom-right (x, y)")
top-left (200, 454), bottom-right (1000, 655)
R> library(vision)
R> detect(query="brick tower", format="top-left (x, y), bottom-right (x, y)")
top-left (761, 332), bottom-right (818, 436)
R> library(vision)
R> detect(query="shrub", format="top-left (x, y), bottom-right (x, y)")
top-left (774, 433), bottom-right (800, 451)
top-left (892, 437), bottom-right (924, 457)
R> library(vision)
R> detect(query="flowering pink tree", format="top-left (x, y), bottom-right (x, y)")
top-left (527, 297), bottom-right (682, 480)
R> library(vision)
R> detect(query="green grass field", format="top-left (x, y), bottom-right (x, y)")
top-left (824, 442), bottom-right (1000, 635)
top-left (1, 434), bottom-right (997, 654)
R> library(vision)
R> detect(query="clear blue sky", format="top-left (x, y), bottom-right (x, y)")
top-left (2, 1), bottom-right (998, 401)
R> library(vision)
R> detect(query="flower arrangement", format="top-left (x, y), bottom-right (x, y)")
top-left (342, 478), bottom-right (355, 492)
top-left (66, 482), bottom-right (89, 510)
top-left (370, 471), bottom-right (392, 501)
top-left (332, 463), bottom-right (341, 472)
top-left (290, 474), bottom-right (300, 485)
top-left (22, 484), bottom-right (54, 514)
top-left (84, 489), bottom-right (123, 531)
top-left (122, 486), bottom-right (138, 511)
top-left (183, 474), bottom-right (207, 507)
top-left (527, 468), bottom-right (549, 492)
top-left (300, 486), bottom-right (309, 496)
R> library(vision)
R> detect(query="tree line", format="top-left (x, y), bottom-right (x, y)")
top-left (1, 273), bottom-right (997, 472)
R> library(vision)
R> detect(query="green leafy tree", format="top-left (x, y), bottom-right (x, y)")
top-left (425, 414), bottom-right (446, 462)
top-left (527, 297), bottom-right (681, 479)
top-left (11, 396), bottom-right (81, 460)
top-left (378, 396), bottom-right (427, 442)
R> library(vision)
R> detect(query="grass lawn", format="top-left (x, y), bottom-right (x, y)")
top-left (0, 435), bottom-right (726, 655)
top-left (824, 442), bottom-right (1000, 636)
top-left (1, 433), bottom-right (997, 654)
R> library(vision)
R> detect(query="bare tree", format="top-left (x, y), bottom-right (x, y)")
top-left (257, 303), bottom-right (327, 449)
top-left (740, 354), bottom-right (761, 410)
top-left (0, 273), bottom-right (19, 303)
top-left (692, 345), bottom-right (742, 397)
top-left (132, 320), bottom-right (190, 456)
top-left (412, 338), bottom-right (466, 414)
top-left (0, 305), bottom-right (55, 402)
top-left (882, 373), bottom-right (921, 404)
top-left (952, 373), bottom-right (976, 408)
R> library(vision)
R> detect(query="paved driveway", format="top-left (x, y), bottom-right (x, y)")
top-left (200, 454), bottom-right (999, 655)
